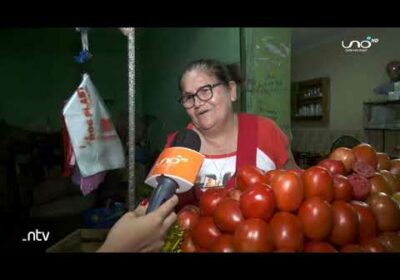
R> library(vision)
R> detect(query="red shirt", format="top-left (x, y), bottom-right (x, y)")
top-left (165, 113), bottom-right (289, 209)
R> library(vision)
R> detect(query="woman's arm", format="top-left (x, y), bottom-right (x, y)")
top-left (97, 195), bottom-right (178, 253)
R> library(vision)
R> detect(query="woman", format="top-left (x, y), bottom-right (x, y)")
top-left (166, 59), bottom-right (299, 208)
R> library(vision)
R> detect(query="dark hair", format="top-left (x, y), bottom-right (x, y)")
top-left (179, 59), bottom-right (244, 91)
top-left (386, 60), bottom-right (400, 73)
top-left (386, 60), bottom-right (400, 82)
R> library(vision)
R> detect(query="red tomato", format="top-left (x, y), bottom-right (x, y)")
top-left (233, 219), bottom-right (274, 252)
top-left (352, 143), bottom-right (378, 170)
top-left (350, 201), bottom-right (378, 244)
top-left (333, 174), bottom-right (353, 201)
top-left (329, 201), bottom-right (359, 246)
top-left (390, 159), bottom-right (400, 180)
top-left (182, 204), bottom-right (200, 213)
top-left (340, 244), bottom-right (365, 252)
top-left (210, 234), bottom-right (234, 253)
top-left (240, 182), bottom-right (276, 221)
top-left (177, 205), bottom-right (200, 231)
top-left (369, 173), bottom-right (392, 196)
top-left (352, 160), bottom-right (376, 179)
top-left (298, 197), bottom-right (333, 241)
top-left (377, 153), bottom-right (391, 171)
top-left (329, 147), bottom-right (355, 174)
top-left (361, 238), bottom-right (387, 252)
top-left (265, 169), bottom-right (286, 185)
top-left (213, 199), bottom-right (244, 233)
top-left (287, 169), bottom-right (304, 177)
top-left (236, 165), bottom-right (268, 191)
top-left (270, 212), bottom-right (303, 252)
top-left (318, 159), bottom-right (346, 176)
top-left (271, 171), bottom-right (304, 212)
top-left (274, 248), bottom-right (296, 253)
top-left (197, 247), bottom-right (209, 253)
top-left (366, 192), bottom-right (400, 232)
top-left (347, 173), bottom-right (371, 201)
top-left (380, 170), bottom-right (400, 193)
top-left (191, 217), bottom-right (221, 249)
top-left (224, 187), bottom-right (242, 201)
top-left (199, 188), bottom-right (226, 216)
top-left (302, 166), bottom-right (334, 202)
top-left (181, 234), bottom-right (197, 252)
top-left (377, 232), bottom-right (400, 252)
top-left (303, 241), bottom-right (337, 253)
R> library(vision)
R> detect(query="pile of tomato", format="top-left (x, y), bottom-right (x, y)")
top-left (177, 143), bottom-right (400, 252)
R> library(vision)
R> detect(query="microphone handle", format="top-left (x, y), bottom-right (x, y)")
top-left (146, 175), bottom-right (178, 214)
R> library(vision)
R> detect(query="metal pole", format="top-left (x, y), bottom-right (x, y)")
top-left (127, 28), bottom-right (136, 211)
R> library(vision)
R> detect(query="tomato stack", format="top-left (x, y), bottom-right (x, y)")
top-left (177, 143), bottom-right (400, 252)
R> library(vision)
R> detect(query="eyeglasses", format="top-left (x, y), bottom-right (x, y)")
top-left (178, 82), bottom-right (225, 109)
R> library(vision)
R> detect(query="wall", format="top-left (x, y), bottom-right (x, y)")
top-left (137, 28), bottom-right (240, 152)
top-left (242, 28), bottom-right (291, 137)
top-left (291, 28), bottom-right (400, 155)
top-left (0, 28), bottom-right (128, 132)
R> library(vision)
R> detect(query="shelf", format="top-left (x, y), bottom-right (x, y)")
top-left (297, 100), bottom-right (323, 106)
top-left (291, 77), bottom-right (329, 125)
top-left (297, 96), bottom-right (323, 101)
top-left (297, 97), bottom-right (323, 106)
top-left (364, 127), bottom-right (400, 131)
top-left (363, 100), bottom-right (400, 105)
top-left (293, 115), bottom-right (323, 121)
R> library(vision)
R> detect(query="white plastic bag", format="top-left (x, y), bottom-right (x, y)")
top-left (63, 73), bottom-right (125, 177)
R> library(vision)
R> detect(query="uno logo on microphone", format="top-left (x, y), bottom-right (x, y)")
top-left (145, 147), bottom-right (205, 193)
top-left (155, 154), bottom-right (189, 166)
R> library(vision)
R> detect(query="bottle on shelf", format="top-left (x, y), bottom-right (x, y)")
top-left (310, 104), bottom-right (315, 116)
top-left (316, 103), bottom-right (322, 116)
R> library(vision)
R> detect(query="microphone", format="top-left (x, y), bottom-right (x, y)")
top-left (145, 129), bottom-right (204, 213)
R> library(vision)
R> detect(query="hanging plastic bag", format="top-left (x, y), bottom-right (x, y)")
top-left (63, 73), bottom-right (125, 177)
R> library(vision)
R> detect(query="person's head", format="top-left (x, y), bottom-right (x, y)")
top-left (178, 59), bottom-right (243, 132)
top-left (386, 60), bottom-right (400, 82)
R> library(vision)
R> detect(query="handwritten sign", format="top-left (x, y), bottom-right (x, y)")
top-left (242, 28), bottom-right (291, 138)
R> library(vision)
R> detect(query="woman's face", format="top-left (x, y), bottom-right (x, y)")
top-left (180, 69), bottom-right (237, 132)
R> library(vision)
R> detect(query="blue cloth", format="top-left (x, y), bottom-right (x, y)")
top-left (74, 50), bottom-right (92, 64)
top-left (82, 202), bottom-right (126, 229)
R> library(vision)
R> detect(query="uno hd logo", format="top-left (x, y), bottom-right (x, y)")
top-left (156, 155), bottom-right (189, 167)
top-left (341, 36), bottom-right (379, 52)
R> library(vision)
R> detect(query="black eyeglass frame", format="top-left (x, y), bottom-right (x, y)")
top-left (178, 82), bottom-right (225, 109)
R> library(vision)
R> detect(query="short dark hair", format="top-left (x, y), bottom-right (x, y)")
top-left (179, 59), bottom-right (244, 91)
top-left (386, 60), bottom-right (400, 74)
top-left (386, 60), bottom-right (400, 82)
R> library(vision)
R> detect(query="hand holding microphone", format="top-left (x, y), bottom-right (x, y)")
top-left (145, 129), bottom-right (204, 213)
top-left (98, 195), bottom-right (178, 252)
